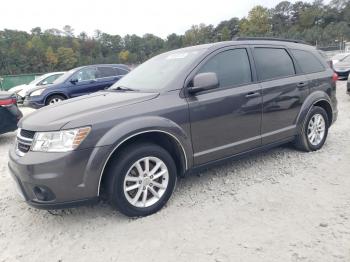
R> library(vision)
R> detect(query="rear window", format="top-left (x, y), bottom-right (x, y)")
top-left (115, 67), bottom-right (129, 76)
top-left (97, 67), bottom-right (116, 78)
top-left (291, 49), bottom-right (325, 74)
top-left (254, 48), bottom-right (295, 81)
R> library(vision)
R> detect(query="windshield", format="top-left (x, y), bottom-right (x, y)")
top-left (110, 49), bottom-right (206, 92)
top-left (52, 68), bottom-right (77, 84)
top-left (29, 74), bottom-right (47, 85)
top-left (333, 53), bottom-right (350, 60)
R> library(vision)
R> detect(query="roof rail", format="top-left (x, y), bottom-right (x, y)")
top-left (232, 37), bottom-right (310, 45)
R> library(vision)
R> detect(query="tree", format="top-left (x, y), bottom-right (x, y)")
top-left (239, 6), bottom-right (272, 36)
top-left (118, 50), bottom-right (130, 63)
top-left (45, 47), bottom-right (58, 70)
top-left (63, 25), bottom-right (74, 37)
top-left (57, 47), bottom-right (77, 69)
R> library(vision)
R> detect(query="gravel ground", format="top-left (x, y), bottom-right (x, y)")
top-left (1, 82), bottom-right (350, 262)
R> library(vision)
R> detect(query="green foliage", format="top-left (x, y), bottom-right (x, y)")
top-left (0, 1), bottom-right (350, 75)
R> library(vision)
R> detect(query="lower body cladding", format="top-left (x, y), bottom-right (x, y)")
top-left (8, 145), bottom-right (111, 209)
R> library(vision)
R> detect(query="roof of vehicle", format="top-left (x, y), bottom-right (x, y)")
top-left (171, 39), bottom-right (316, 54)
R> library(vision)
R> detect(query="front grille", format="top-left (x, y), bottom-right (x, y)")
top-left (16, 129), bottom-right (35, 155)
top-left (20, 129), bottom-right (35, 139)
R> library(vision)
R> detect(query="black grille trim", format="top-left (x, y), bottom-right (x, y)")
top-left (20, 129), bottom-right (35, 139)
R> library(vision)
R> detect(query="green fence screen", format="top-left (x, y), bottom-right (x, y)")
top-left (0, 73), bottom-right (42, 91)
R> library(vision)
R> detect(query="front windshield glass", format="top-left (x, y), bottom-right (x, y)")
top-left (52, 68), bottom-right (77, 84)
top-left (110, 49), bottom-right (206, 92)
top-left (29, 74), bottom-right (47, 85)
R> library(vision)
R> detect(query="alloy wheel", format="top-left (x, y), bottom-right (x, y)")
top-left (123, 156), bottom-right (169, 208)
top-left (307, 113), bottom-right (326, 146)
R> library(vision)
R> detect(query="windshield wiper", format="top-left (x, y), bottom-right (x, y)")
top-left (110, 86), bottom-right (139, 92)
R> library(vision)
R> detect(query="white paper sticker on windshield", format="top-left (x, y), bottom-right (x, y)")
top-left (166, 53), bottom-right (188, 59)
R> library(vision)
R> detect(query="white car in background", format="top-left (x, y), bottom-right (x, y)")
top-left (8, 72), bottom-right (65, 103)
top-left (331, 53), bottom-right (350, 65)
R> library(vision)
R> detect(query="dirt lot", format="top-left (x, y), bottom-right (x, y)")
top-left (1, 82), bottom-right (350, 262)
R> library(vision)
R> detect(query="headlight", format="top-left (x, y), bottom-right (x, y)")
top-left (31, 127), bottom-right (91, 152)
top-left (29, 88), bottom-right (45, 97)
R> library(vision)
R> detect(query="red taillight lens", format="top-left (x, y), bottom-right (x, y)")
top-left (0, 98), bottom-right (16, 106)
top-left (332, 73), bottom-right (338, 82)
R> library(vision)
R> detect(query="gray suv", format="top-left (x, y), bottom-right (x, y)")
top-left (9, 39), bottom-right (338, 217)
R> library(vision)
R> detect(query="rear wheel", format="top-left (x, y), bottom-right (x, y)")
top-left (46, 95), bottom-right (65, 105)
top-left (106, 143), bottom-right (177, 217)
top-left (294, 106), bottom-right (329, 152)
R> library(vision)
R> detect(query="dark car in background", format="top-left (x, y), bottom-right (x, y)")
top-left (9, 39), bottom-right (338, 217)
top-left (24, 64), bottom-right (130, 108)
top-left (0, 92), bottom-right (22, 135)
top-left (333, 54), bottom-right (350, 79)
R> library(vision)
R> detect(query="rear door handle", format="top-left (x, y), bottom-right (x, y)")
top-left (297, 82), bottom-right (308, 88)
top-left (245, 91), bottom-right (261, 98)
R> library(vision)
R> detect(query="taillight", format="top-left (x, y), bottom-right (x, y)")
top-left (332, 72), bottom-right (338, 82)
top-left (0, 98), bottom-right (16, 106)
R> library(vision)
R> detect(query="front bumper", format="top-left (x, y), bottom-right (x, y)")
top-left (23, 96), bottom-right (46, 109)
top-left (8, 145), bottom-right (111, 209)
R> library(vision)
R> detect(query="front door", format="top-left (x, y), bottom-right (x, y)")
top-left (187, 47), bottom-right (263, 165)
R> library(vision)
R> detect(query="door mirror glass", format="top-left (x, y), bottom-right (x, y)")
top-left (189, 72), bottom-right (219, 94)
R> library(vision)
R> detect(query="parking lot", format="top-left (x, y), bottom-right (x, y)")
top-left (0, 81), bottom-right (349, 262)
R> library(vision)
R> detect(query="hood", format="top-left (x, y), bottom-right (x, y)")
top-left (19, 91), bottom-right (159, 131)
top-left (8, 84), bottom-right (27, 93)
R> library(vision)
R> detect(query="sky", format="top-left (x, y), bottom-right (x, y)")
top-left (0, 0), bottom-right (320, 38)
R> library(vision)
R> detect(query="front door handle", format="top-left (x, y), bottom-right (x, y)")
top-left (245, 91), bottom-right (260, 98)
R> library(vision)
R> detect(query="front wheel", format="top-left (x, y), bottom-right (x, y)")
top-left (106, 143), bottom-right (177, 217)
top-left (46, 95), bottom-right (65, 105)
top-left (294, 106), bottom-right (329, 152)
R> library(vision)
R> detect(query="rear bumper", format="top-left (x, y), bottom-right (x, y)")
top-left (0, 106), bottom-right (22, 134)
top-left (334, 70), bottom-right (350, 79)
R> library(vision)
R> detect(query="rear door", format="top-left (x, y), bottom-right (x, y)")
top-left (187, 47), bottom-right (262, 165)
top-left (252, 46), bottom-right (309, 145)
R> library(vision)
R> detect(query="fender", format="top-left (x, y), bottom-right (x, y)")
top-left (295, 90), bottom-right (333, 132)
top-left (95, 116), bottom-right (193, 195)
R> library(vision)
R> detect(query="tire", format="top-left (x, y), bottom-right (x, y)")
top-left (46, 95), bottom-right (65, 105)
top-left (294, 106), bottom-right (329, 152)
top-left (105, 142), bottom-right (177, 217)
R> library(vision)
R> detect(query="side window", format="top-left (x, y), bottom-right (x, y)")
top-left (115, 67), bottom-right (129, 76)
top-left (76, 68), bottom-right (97, 82)
top-left (254, 48), bottom-right (295, 81)
top-left (197, 48), bottom-right (252, 88)
top-left (97, 67), bottom-right (116, 78)
top-left (291, 49), bottom-right (325, 74)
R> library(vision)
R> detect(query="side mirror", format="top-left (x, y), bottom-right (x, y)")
top-left (70, 78), bottom-right (78, 84)
top-left (41, 81), bottom-right (48, 85)
top-left (189, 72), bottom-right (219, 94)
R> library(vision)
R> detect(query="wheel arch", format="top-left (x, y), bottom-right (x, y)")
top-left (96, 117), bottom-right (193, 196)
top-left (44, 92), bottom-right (68, 105)
top-left (296, 91), bottom-right (333, 131)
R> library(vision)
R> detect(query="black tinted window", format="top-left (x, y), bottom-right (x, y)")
top-left (291, 49), bottom-right (325, 73)
top-left (198, 49), bottom-right (252, 88)
top-left (254, 48), bottom-right (295, 81)
top-left (115, 67), bottom-right (129, 75)
top-left (97, 67), bottom-right (116, 78)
